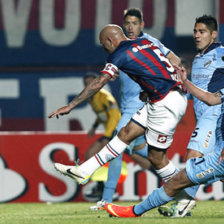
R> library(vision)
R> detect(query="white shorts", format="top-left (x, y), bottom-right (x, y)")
top-left (132, 89), bottom-right (187, 149)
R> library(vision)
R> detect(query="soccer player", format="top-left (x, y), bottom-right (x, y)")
top-left (49, 24), bottom-right (190, 205)
top-left (82, 72), bottom-right (121, 201)
top-left (159, 15), bottom-right (224, 217)
top-left (90, 8), bottom-right (181, 210)
top-left (104, 64), bottom-right (224, 218)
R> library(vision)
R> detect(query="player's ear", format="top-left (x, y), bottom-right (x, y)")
top-left (211, 30), bottom-right (218, 40)
top-left (141, 21), bottom-right (145, 29)
top-left (107, 37), bottom-right (114, 47)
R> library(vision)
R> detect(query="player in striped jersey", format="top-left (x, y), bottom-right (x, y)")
top-left (50, 24), bottom-right (193, 206)
top-left (91, 8), bottom-right (181, 210)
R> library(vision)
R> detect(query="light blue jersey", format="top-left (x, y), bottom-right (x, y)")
top-left (119, 70), bottom-right (144, 114)
top-left (191, 43), bottom-right (224, 119)
top-left (186, 89), bottom-right (224, 184)
top-left (187, 43), bottom-right (224, 154)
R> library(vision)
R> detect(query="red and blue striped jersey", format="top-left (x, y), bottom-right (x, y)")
top-left (103, 38), bottom-right (182, 103)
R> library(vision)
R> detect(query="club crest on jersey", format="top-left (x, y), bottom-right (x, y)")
top-left (204, 60), bottom-right (212, 67)
top-left (157, 135), bottom-right (167, 143)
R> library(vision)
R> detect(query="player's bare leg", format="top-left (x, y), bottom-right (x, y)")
top-left (158, 168), bottom-right (196, 217)
top-left (158, 148), bottom-right (200, 217)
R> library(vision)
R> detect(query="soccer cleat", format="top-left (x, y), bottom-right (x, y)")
top-left (158, 205), bottom-right (174, 217)
top-left (54, 163), bottom-right (90, 185)
top-left (84, 182), bottom-right (104, 202)
top-left (105, 203), bottom-right (140, 218)
top-left (90, 200), bottom-right (106, 210)
top-left (158, 199), bottom-right (196, 217)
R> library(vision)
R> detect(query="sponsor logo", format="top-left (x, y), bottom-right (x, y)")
top-left (203, 131), bottom-right (212, 148)
top-left (196, 167), bottom-right (214, 179)
top-left (157, 135), bottom-right (167, 143)
top-left (67, 168), bottom-right (84, 179)
top-left (178, 200), bottom-right (193, 216)
top-left (132, 43), bottom-right (153, 52)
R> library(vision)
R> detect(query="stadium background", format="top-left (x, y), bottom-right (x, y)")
top-left (0, 0), bottom-right (224, 203)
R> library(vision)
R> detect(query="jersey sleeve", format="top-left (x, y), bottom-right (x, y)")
top-left (100, 48), bottom-right (125, 77)
top-left (100, 63), bottom-right (119, 78)
top-left (142, 33), bottom-right (170, 56)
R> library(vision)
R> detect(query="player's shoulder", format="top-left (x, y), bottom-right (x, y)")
top-left (209, 43), bottom-right (224, 54)
top-left (108, 40), bottom-right (133, 65)
top-left (212, 44), bottom-right (224, 65)
top-left (109, 41), bottom-right (130, 58)
top-left (215, 44), bottom-right (224, 56)
top-left (141, 33), bottom-right (158, 42)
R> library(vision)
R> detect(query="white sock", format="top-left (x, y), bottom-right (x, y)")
top-left (80, 135), bottom-right (128, 176)
top-left (155, 161), bottom-right (178, 182)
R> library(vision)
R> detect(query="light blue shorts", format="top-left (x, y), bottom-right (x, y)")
top-left (187, 117), bottom-right (218, 155)
top-left (186, 141), bottom-right (224, 185)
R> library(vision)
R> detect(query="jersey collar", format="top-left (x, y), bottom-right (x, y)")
top-left (199, 42), bottom-right (222, 55)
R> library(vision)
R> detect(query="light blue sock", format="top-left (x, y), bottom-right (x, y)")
top-left (184, 185), bottom-right (200, 198)
top-left (102, 154), bottom-right (122, 202)
top-left (134, 186), bottom-right (174, 215)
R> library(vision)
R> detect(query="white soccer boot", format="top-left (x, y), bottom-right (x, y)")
top-left (54, 163), bottom-right (90, 185)
top-left (90, 200), bottom-right (106, 210)
top-left (158, 199), bottom-right (196, 217)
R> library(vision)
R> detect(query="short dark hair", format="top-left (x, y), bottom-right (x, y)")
top-left (84, 72), bottom-right (97, 80)
top-left (123, 8), bottom-right (143, 22)
top-left (195, 15), bottom-right (218, 32)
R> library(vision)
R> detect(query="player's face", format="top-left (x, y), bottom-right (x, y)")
top-left (123, 16), bottom-right (144, 39)
top-left (193, 23), bottom-right (217, 53)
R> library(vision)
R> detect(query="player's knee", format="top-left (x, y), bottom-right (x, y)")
top-left (117, 126), bottom-right (133, 144)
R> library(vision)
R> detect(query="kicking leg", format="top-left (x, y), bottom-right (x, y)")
top-left (54, 120), bottom-right (145, 184)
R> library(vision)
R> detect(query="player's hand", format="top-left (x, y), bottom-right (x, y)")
top-left (139, 91), bottom-right (149, 102)
top-left (109, 72), bottom-right (119, 82)
top-left (218, 148), bottom-right (224, 165)
top-left (48, 105), bottom-right (72, 119)
top-left (173, 64), bottom-right (188, 83)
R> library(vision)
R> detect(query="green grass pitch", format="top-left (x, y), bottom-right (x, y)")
top-left (0, 201), bottom-right (223, 224)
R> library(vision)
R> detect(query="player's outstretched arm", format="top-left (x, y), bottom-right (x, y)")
top-left (48, 73), bottom-right (111, 119)
top-left (174, 64), bottom-right (222, 106)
